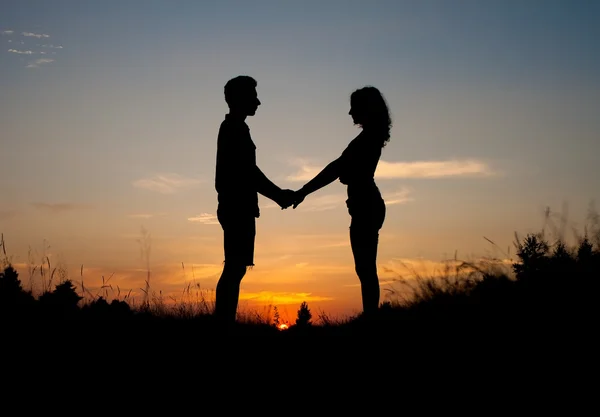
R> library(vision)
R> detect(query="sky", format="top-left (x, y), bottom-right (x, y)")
top-left (1, 0), bottom-right (599, 321)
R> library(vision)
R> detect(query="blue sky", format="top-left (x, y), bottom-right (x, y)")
top-left (1, 0), bottom-right (599, 318)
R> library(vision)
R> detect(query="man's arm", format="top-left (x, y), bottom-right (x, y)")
top-left (256, 166), bottom-right (281, 200)
top-left (256, 166), bottom-right (294, 208)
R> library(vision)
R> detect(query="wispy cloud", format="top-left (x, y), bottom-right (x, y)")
top-left (383, 187), bottom-right (414, 206)
top-left (292, 233), bottom-right (352, 249)
top-left (287, 159), bottom-right (494, 181)
top-left (128, 213), bottom-right (166, 219)
top-left (1, 30), bottom-right (14, 35)
top-left (239, 291), bottom-right (334, 305)
top-left (26, 58), bottom-right (54, 68)
top-left (188, 213), bottom-right (219, 225)
top-left (22, 32), bottom-right (49, 38)
top-left (264, 192), bottom-right (344, 211)
top-left (299, 193), bottom-right (346, 212)
top-left (8, 49), bottom-right (33, 54)
top-left (318, 240), bottom-right (350, 248)
top-left (291, 188), bottom-right (414, 211)
top-left (0, 209), bottom-right (18, 220)
top-left (286, 158), bottom-right (320, 182)
top-left (376, 159), bottom-right (494, 179)
top-left (132, 173), bottom-right (203, 194)
top-left (5, 32), bottom-right (63, 67)
top-left (261, 202), bottom-right (279, 210)
top-left (31, 202), bottom-right (89, 213)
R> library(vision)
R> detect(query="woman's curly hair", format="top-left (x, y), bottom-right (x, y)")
top-left (350, 86), bottom-right (392, 147)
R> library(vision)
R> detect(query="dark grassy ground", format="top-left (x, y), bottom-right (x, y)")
top-left (1, 228), bottom-right (598, 379)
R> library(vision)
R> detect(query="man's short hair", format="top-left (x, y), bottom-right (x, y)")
top-left (224, 75), bottom-right (257, 107)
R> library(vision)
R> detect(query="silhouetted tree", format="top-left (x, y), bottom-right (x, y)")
top-left (0, 264), bottom-right (35, 317)
top-left (513, 233), bottom-right (550, 283)
top-left (295, 301), bottom-right (312, 327)
top-left (273, 305), bottom-right (281, 328)
top-left (0, 264), bottom-right (24, 295)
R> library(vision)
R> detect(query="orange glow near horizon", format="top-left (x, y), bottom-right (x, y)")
top-left (1, 212), bottom-right (517, 323)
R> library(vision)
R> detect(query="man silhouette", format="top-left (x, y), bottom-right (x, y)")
top-left (214, 75), bottom-right (294, 326)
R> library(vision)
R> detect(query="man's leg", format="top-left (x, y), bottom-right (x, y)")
top-left (215, 262), bottom-right (247, 325)
top-left (215, 213), bottom-right (255, 325)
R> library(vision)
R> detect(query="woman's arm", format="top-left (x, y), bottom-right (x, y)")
top-left (293, 157), bottom-right (341, 208)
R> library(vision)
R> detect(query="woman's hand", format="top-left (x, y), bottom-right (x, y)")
top-left (292, 189), bottom-right (306, 209)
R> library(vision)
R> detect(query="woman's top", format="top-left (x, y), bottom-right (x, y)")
top-left (338, 130), bottom-right (385, 216)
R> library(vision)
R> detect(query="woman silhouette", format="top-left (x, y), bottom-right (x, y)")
top-left (293, 86), bottom-right (391, 318)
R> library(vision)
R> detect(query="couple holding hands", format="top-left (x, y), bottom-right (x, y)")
top-left (214, 75), bottom-right (392, 325)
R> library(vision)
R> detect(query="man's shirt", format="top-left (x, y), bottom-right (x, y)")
top-left (215, 114), bottom-right (260, 218)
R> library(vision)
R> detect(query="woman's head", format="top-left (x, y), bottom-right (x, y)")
top-left (349, 86), bottom-right (392, 147)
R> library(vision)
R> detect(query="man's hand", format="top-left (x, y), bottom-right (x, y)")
top-left (278, 189), bottom-right (295, 209)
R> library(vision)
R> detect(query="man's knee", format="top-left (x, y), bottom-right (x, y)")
top-left (223, 262), bottom-right (248, 279)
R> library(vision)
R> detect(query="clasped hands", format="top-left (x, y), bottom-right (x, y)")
top-left (276, 189), bottom-right (306, 210)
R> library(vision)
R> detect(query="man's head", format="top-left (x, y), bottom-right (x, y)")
top-left (224, 75), bottom-right (261, 116)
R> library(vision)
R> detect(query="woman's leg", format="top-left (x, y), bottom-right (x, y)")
top-left (350, 225), bottom-right (381, 316)
top-left (349, 202), bottom-right (386, 316)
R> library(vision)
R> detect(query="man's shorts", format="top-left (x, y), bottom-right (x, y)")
top-left (217, 212), bottom-right (256, 267)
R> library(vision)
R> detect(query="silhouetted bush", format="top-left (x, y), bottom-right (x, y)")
top-left (38, 280), bottom-right (83, 318)
top-left (80, 296), bottom-right (133, 320)
top-left (511, 232), bottom-right (599, 317)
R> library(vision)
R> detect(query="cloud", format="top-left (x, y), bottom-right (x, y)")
top-left (299, 193), bottom-right (346, 212)
top-left (0, 210), bottom-right (18, 220)
top-left (8, 49), bottom-right (33, 54)
top-left (132, 173), bottom-right (203, 194)
top-left (292, 233), bottom-right (352, 249)
top-left (39, 44), bottom-right (63, 49)
top-left (2, 30), bottom-right (14, 35)
top-left (261, 192), bottom-right (344, 211)
top-left (22, 32), bottom-right (49, 38)
top-left (260, 202), bottom-right (279, 210)
top-left (26, 58), bottom-right (54, 68)
top-left (375, 159), bottom-right (493, 179)
top-left (188, 213), bottom-right (219, 225)
top-left (383, 187), bottom-right (414, 206)
top-left (318, 240), bottom-right (350, 248)
top-left (286, 158), bottom-right (320, 182)
top-left (128, 213), bottom-right (166, 219)
top-left (292, 188), bottom-right (413, 211)
top-left (31, 203), bottom-right (89, 213)
top-left (286, 159), bottom-right (493, 181)
top-left (239, 291), bottom-right (334, 305)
